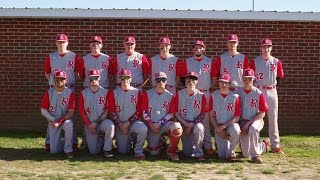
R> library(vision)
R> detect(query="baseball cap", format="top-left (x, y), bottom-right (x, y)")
top-left (193, 40), bottom-right (205, 48)
top-left (260, 38), bottom-right (272, 46)
top-left (56, 34), bottom-right (68, 42)
top-left (54, 70), bottom-right (67, 79)
top-left (155, 72), bottom-right (167, 80)
top-left (91, 36), bottom-right (102, 43)
top-left (119, 69), bottom-right (132, 77)
top-left (219, 73), bottom-right (231, 83)
top-left (123, 36), bottom-right (136, 44)
top-left (89, 69), bottom-right (101, 77)
top-left (186, 72), bottom-right (199, 79)
top-left (159, 37), bottom-right (171, 45)
top-left (243, 68), bottom-right (255, 78)
top-left (226, 34), bottom-right (239, 42)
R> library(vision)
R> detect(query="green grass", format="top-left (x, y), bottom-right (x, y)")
top-left (0, 130), bottom-right (319, 179)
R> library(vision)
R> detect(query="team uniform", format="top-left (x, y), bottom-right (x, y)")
top-left (108, 86), bottom-right (147, 158)
top-left (252, 53), bottom-right (284, 150)
top-left (176, 88), bottom-right (207, 158)
top-left (181, 53), bottom-right (215, 152)
top-left (40, 87), bottom-right (75, 155)
top-left (238, 86), bottom-right (269, 159)
top-left (78, 87), bottom-right (114, 155)
top-left (209, 90), bottom-right (241, 158)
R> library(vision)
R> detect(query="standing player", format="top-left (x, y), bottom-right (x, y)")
top-left (40, 70), bottom-right (75, 159)
top-left (78, 69), bottom-right (115, 158)
top-left (180, 40), bottom-right (216, 155)
top-left (108, 69), bottom-right (148, 159)
top-left (251, 38), bottom-right (284, 154)
top-left (141, 72), bottom-right (183, 161)
top-left (148, 37), bottom-right (181, 95)
top-left (79, 36), bottom-right (113, 89)
top-left (111, 36), bottom-right (149, 90)
top-left (175, 72), bottom-right (207, 160)
top-left (208, 74), bottom-right (241, 161)
top-left (43, 33), bottom-right (79, 151)
top-left (214, 34), bottom-right (250, 91)
top-left (238, 68), bottom-right (270, 164)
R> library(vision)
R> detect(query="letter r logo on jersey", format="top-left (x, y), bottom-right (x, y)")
top-left (203, 64), bottom-right (210, 72)
top-left (193, 100), bottom-right (201, 109)
top-left (67, 60), bottom-right (74, 69)
top-left (130, 95), bottom-right (137, 104)
top-left (270, 64), bottom-right (276, 71)
top-left (132, 60), bottom-right (139, 68)
top-left (168, 63), bottom-right (174, 72)
top-left (101, 62), bottom-right (107, 70)
top-left (226, 103), bottom-right (233, 111)
top-left (236, 61), bottom-right (243, 69)
top-left (98, 96), bottom-right (105, 105)
top-left (250, 99), bottom-right (258, 108)
top-left (162, 101), bottom-right (169, 109)
top-left (61, 97), bottom-right (69, 106)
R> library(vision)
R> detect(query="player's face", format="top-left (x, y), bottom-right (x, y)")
top-left (219, 81), bottom-right (230, 90)
top-left (55, 77), bottom-right (67, 88)
top-left (159, 43), bottom-right (171, 53)
top-left (56, 41), bottom-right (68, 51)
top-left (124, 43), bottom-right (135, 54)
top-left (193, 45), bottom-right (205, 57)
top-left (120, 76), bottom-right (131, 87)
top-left (185, 76), bottom-right (198, 88)
top-left (155, 78), bottom-right (167, 89)
top-left (243, 77), bottom-right (254, 87)
top-left (226, 41), bottom-right (238, 51)
top-left (260, 45), bottom-right (272, 55)
top-left (89, 76), bottom-right (100, 86)
top-left (90, 42), bottom-right (103, 53)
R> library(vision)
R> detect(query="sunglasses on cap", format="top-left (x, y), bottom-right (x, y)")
top-left (89, 76), bottom-right (99, 81)
top-left (120, 76), bottom-right (131, 81)
top-left (156, 78), bottom-right (167, 83)
top-left (244, 77), bottom-right (254, 81)
top-left (55, 77), bottom-right (66, 82)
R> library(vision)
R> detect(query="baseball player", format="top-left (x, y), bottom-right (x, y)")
top-left (111, 36), bottom-right (149, 90)
top-left (43, 33), bottom-right (79, 151)
top-left (208, 73), bottom-right (241, 161)
top-left (180, 40), bottom-right (216, 156)
top-left (78, 69), bottom-right (115, 158)
top-left (251, 38), bottom-right (284, 154)
top-left (148, 37), bottom-right (181, 95)
top-left (141, 72), bottom-right (183, 161)
top-left (108, 69), bottom-right (148, 159)
top-left (40, 70), bottom-right (75, 159)
top-left (238, 68), bottom-right (270, 164)
top-left (214, 34), bottom-right (250, 91)
top-left (175, 72), bottom-right (207, 160)
top-left (79, 36), bottom-right (113, 89)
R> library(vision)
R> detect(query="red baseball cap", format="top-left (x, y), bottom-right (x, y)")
top-left (89, 69), bottom-right (101, 77)
top-left (159, 37), bottom-right (171, 45)
top-left (219, 73), bottom-right (231, 83)
top-left (56, 34), bottom-right (68, 42)
top-left (54, 70), bottom-right (67, 79)
top-left (91, 36), bottom-right (102, 43)
top-left (193, 40), bottom-right (205, 48)
top-left (123, 36), bottom-right (136, 44)
top-left (226, 34), bottom-right (239, 42)
top-left (260, 38), bottom-right (272, 46)
top-left (186, 72), bottom-right (199, 79)
top-left (243, 68), bottom-right (255, 78)
top-left (155, 72), bottom-right (167, 79)
top-left (119, 69), bottom-right (132, 77)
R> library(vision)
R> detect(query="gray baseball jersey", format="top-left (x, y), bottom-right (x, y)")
top-left (185, 56), bottom-right (213, 90)
top-left (113, 86), bottom-right (140, 122)
top-left (116, 52), bottom-right (144, 85)
top-left (83, 53), bottom-right (110, 88)
top-left (146, 88), bottom-right (174, 122)
top-left (253, 56), bottom-right (281, 87)
top-left (47, 88), bottom-right (73, 118)
top-left (150, 54), bottom-right (178, 87)
top-left (177, 89), bottom-right (205, 122)
top-left (211, 91), bottom-right (239, 124)
top-left (238, 87), bottom-right (263, 120)
top-left (48, 51), bottom-right (76, 86)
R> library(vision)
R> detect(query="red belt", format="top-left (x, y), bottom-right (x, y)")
top-left (166, 85), bottom-right (175, 88)
top-left (257, 85), bottom-right (275, 90)
top-left (199, 89), bottom-right (209, 93)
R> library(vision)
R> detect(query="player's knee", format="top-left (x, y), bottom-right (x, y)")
top-left (169, 122), bottom-right (183, 138)
top-left (64, 120), bottom-right (74, 131)
top-left (139, 123), bottom-right (148, 134)
top-left (193, 123), bottom-right (204, 133)
top-left (249, 126), bottom-right (258, 134)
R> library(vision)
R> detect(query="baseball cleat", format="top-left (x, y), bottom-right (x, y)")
top-left (251, 156), bottom-right (262, 164)
top-left (167, 152), bottom-right (179, 161)
top-left (227, 155), bottom-right (238, 162)
top-left (262, 138), bottom-right (271, 153)
top-left (44, 144), bottom-right (50, 152)
top-left (194, 155), bottom-right (205, 161)
top-left (272, 147), bottom-right (284, 154)
top-left (205, 148), bottom-right (215, 156)
top-left (104, 151), bottom-right (114, 158)
top-left (78, 142), bottom-right (88, 150)
top-left (135, 154), bottom-right (145, 160)
top-left (66, 152), bottom-right (74, 159)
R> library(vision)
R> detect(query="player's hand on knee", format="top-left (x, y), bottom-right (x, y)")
top-left (185, 122), bottom-right (195, 129)
top-left (88, 123), bottom-right (97, 134)
top-left (50, 122), bottom-right (59, 128)
top-left (184, 127), bottom-right (192, 135)
top-left (150, 123), bottom-right (160, 133)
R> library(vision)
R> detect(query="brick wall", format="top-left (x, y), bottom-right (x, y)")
top-left (0, 18), bottom-right (319, 135)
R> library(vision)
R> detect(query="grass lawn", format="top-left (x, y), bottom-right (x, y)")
top-left (0, 130), bottom-right (319, 180)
